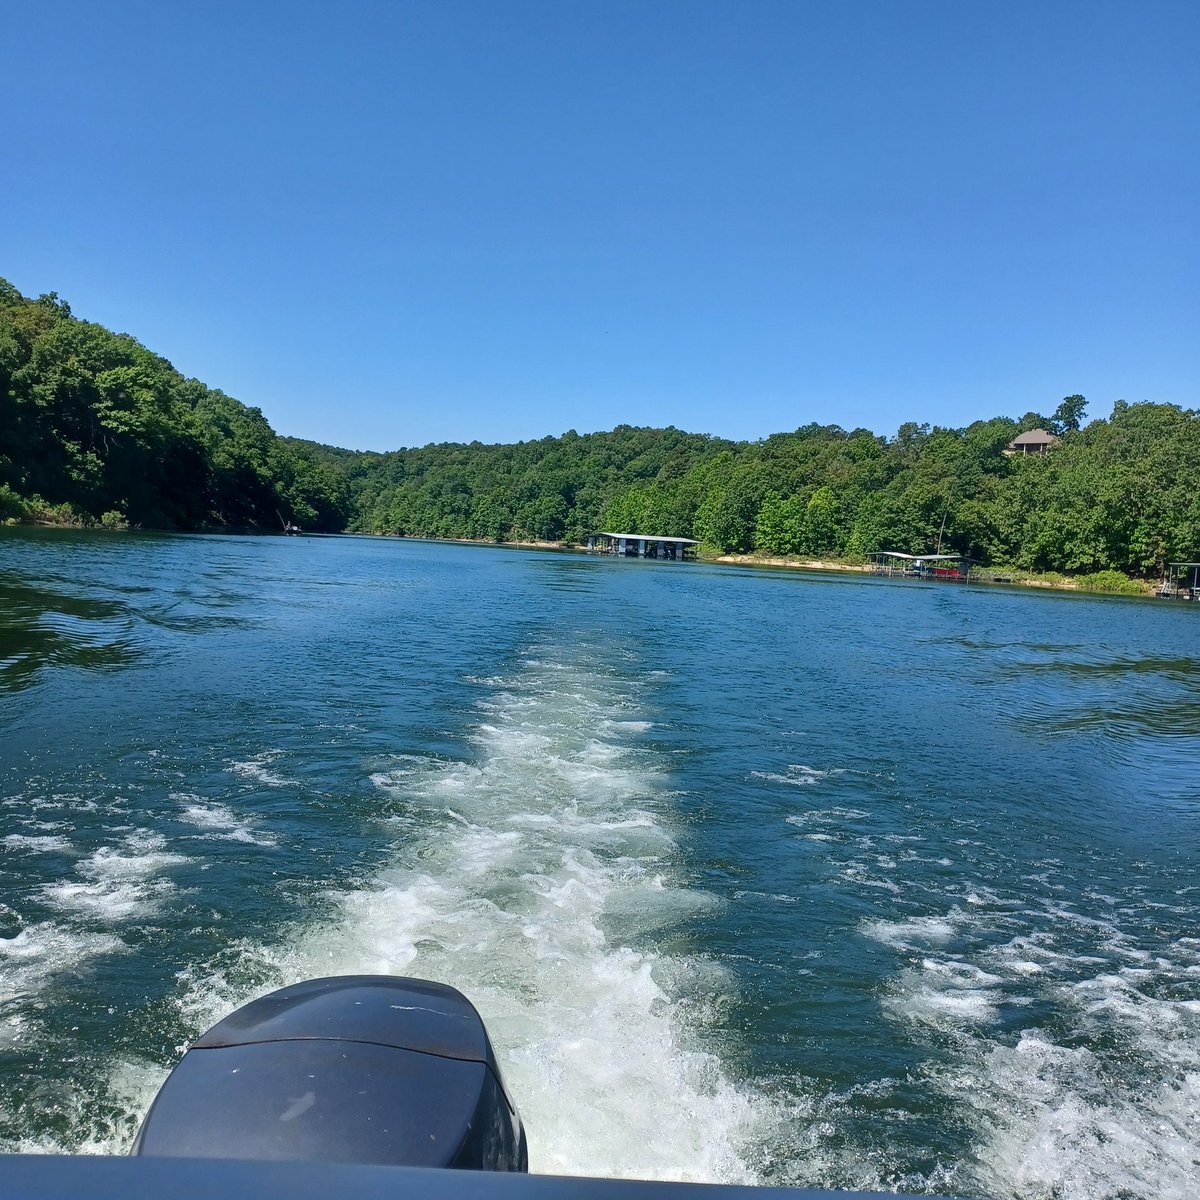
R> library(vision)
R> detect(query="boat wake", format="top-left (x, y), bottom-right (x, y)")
top-left (174, 646), bottom-right (767, 1182)
top-left (866, 902), bottom-right (1200, 1200)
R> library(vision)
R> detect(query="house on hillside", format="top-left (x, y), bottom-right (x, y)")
top-left (1004, 429), bottom-right (1059, 456)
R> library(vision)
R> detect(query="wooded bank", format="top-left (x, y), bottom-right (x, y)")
top-left (3, 276), bottom-right (1197, 579)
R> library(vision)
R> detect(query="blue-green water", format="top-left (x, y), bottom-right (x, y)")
top-left (1, 530), bottom-right (1197, 1198)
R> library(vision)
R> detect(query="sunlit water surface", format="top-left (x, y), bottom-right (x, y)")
top-left (1, 530), bottom-right (1197, 1198)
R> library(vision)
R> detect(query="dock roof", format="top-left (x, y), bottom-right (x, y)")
top-left (872, 551), bottom-right (968, 561)
top-left (594, 532), bottom-right (699, 545)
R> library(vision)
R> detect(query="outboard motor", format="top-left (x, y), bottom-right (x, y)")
top-left (132, 976), bottom-right (527, 1172)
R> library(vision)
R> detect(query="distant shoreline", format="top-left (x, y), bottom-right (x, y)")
top-left (372, 534), bottom-right (1156, 597)
top-left (6, 524), bottom-right (1159, 597)
top-left (713, 551), bottom-right (1157, 596)
top-left (713, 553), bottom-right (865, 574)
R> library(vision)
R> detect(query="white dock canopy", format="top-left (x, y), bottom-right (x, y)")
top-left (867, 551), bottom-right (972, 580)
top-left (872, 551), bottom-right (964, 562)
top-left (586, 533), bottom-right (698, 559)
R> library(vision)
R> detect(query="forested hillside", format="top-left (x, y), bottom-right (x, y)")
top-left (3, 276), bottom-right (1199, 577)
top-left (309, 424), bottom-right (735, 545)
top-left (0, 279), bottom-right (350, 531)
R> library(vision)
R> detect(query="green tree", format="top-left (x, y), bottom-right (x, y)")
top-left (1048, 394), bottom-right (1088, 435)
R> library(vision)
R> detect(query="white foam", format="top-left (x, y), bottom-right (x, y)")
top-left (732, 890), bottom-right (801, 905)
top-left (863, 913), bottom-right (965, 949)
top-left (0, 923), bottom-right (126, 1048)
top-left (605, 719), bottom-right (653, 733)
top-left (869, 905), bottom-right (1200, 1200)
top-left (965, 1027), bottom-right (1200, 1200)
top-left (784, 806), bottom-right (872, 823)
top-left (6, 1058), bottom-right (168, 1154)
top-left (177, 652), bottom-right (768, 1183)
top-left (3, 793), bottom-right (98, 814)
top-left (3, 834), bottom-right (72, 853)
top-left (883, 959), bottom-right (1006, 1029)
top-left (840, 866), bottom-right (901, 895)
top-left (227, 751), bottom-right (292, 787)
top-left (752, 764), bottom-right (844, 787)
top-left (175, 795), bottom-right (277, 846)
top-left (41, 830), bottom-right (188, 921)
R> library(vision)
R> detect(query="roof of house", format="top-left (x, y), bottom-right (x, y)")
top-left (1008, 428), bottom-right (1057, 446)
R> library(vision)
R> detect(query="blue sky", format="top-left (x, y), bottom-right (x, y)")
top-left (3, 1), bottom-right (1196, 451)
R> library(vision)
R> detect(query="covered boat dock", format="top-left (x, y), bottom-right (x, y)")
top-left (867, 551), bottom-right (973, 581)
top-left (1157, 562), bottom-right (1200, 600)
top-left (586, 533), bottom-right (699, 560)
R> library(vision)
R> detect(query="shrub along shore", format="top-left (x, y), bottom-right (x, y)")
top-left (710, 553), bottom-right (1150, 595)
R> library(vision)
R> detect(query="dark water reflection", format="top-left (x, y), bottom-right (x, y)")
top-left (0, 577), bottom-right (140, 693)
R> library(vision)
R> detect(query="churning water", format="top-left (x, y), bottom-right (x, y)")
top-left (1, 530), bottom-right (1197, 1198)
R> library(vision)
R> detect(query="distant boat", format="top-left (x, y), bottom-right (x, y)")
top-left (277, 509), bottom-right (302, 536)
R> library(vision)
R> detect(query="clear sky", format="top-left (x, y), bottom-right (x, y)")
top-left (3, 1), bottom-right (1196, 451)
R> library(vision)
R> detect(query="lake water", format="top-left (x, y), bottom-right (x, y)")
top-left (1, 529), bottom-right (1197, 1198)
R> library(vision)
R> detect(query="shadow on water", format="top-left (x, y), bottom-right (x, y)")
top-left (994, 651), bottom-right (1200, 679)
top-left (528, 553), bottom-right (608, 592)
top-left (0, 576), bottom-right (141, 694)
top-left (1001, 656), bottom-right (1200, 740)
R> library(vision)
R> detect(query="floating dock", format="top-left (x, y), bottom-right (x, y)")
top-left (586, 533), bottom-right (698, 560)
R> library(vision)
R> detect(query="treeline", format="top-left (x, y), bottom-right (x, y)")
top-left (604, 398), bottom-right (1200, 576)
top-left (340, 398), bottom-right (1200, 576)
top-left (3, 276), bottom-right (1198, 576)
top-left (0, 278), bottom-right (350, 531)
top-left (317, 424), bottom-right (735, 545)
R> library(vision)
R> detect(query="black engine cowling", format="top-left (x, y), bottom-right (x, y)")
top-left (132, 975), bottom-right (528, 1172)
